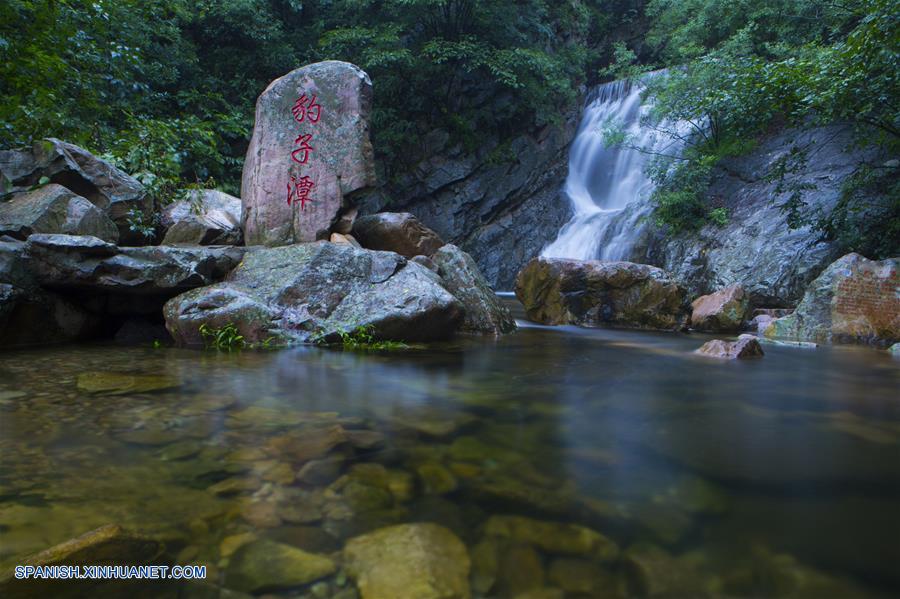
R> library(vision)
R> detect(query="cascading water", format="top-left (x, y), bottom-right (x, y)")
top-left (542, 75), bottom-right (679, 261)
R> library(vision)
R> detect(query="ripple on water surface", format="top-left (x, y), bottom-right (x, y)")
top-left (0, 324), bottom-right (899, 598)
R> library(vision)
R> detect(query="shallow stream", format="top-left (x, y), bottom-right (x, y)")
top-left (1, 299), bottom-right (899, 597)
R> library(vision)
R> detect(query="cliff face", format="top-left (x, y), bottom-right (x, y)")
top-left (641, 124), bottom-right (885, 307)
top-left (362, 99), bottom-right (885, 305)
top-left (358, 113), bottom-right (579, 290)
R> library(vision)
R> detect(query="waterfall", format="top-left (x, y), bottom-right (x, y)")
top-left (541, 75), bottom-right (679, 262)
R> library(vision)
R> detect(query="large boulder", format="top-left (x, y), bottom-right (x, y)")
top-left (0, 283), bottom-right (99, 347)
top-left (0, 239), bottom-right (98, 347)
top-left (344, 523), bottom-right (471, 599)
top-left (164, 242), bottom-right (464, 346)
top-left (432, 244), bottom-right (515, 334)
top-left (352, 212), bottom-right (445, 259)
top-left (515, 257), bottom-right (689, 330)
top-left (690, 284), bottom-right (749, 332)
top-left (0, 139), bottom-right (150, 244)
top-left (0, 237), bottom-right (32, 288)
top-left (0, 184), bottom-right (118, 242)
top-left (764, 253), bottom-right (899, 346)
top-left (25, 234), bottom-right (244, 294)
top-left (242, 61), bottom-right (376, 245)
top-left (161, 189), bottom-right (242, 246)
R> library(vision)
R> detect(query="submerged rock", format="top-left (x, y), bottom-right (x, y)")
top-left (225, 539), bottom-right (336, 593)
top-left (382, 407), bottom-right (478, 439)
top-left (242, 61), bottom-right (376, 245)
top-left (352, 212), bottom-right (445, 259)
top-left (548, 558), bottom-right (623, 596)
top-left (497, 543), bottom-right (545, 596)
top-left (432, 244), bottom-right (516, 334)
top-left (721, 546), bottom-right (872, 598)
top-left (690, 284), bottom-right (749, 332)
top-left (76, 372), bottom-right (181, 395)
top-left (765, 253), bottom-right (899, 346)
top-left (484, 515), bottom-right (618, 560)
top-left (416, 462), bottom-right (458, 495)
top-left (267, 424), bottom-right (351, 463)
top-left (161, 189), bottom-right (242, 246)
top-left (515, 257), bottom-right (688, 330)
top-left (622, 544), bottom-right (707, 597)
top-left (0, 524), bottom-right (163, 598)
top-left (695, 334), bottom-right (765, 360)
top-left (0, 138), bottom-right (150, 244)
top-left (0, 184), bottom-right (119, 242)
top-left (164, 242), bottom-right (463, 346)
top-left (343, 523), bottom-right (471, 599)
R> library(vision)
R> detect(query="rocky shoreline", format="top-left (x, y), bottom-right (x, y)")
top-left (2, 61), bottom-right (897, 353)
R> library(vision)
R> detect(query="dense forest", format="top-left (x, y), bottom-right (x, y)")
top-left (1, 0), bottom-right (897, 255)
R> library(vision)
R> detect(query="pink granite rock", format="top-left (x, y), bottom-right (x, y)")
top-left (241, 61), bottom-right (376, 245)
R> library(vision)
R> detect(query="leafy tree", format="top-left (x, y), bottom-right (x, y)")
top-left (611, 0), bottom-right (898, 250)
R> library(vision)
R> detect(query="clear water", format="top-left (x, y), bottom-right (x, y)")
top-left (1, 299), bottom-right (899, 597)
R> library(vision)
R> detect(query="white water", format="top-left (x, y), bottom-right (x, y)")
top-left (542, 77), bottom-right (679, 261)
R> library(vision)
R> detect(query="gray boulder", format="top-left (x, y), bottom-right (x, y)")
top-left (0, 237), bottom-right (32, 288)
top-left (26, 234), bottom-right (244, 294)
top-left (432, 244), bottom-right (515, 334)
top-left (0, 139), bottom-right (150, 244)
top-left (0, 284), bottom-right (98, 348)
top-left (242, 61), bottom-right (376, 245)
top-left (352, 212), bottom-right (445, 259)
top-left (764, 253), bottom-right (899, 346)
top-left (0, 184), bottom-right (118, 242)
top-left (515, 257), bottom-right (689, 330)
top-left (0, 239), bottom-right (96, 347)
top-left (164, 242), bottom-right (464, 346)
top-left (161, 189), bottom-right (242, 246)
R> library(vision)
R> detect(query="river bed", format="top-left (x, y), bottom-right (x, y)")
top-left (1, 299), bottom-right (898, 598)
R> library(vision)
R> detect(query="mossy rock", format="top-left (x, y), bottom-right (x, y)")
top-left (77, 372), bottom-right (181, 395)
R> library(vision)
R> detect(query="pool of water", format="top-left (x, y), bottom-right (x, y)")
top-left (1, 299), bottom-right (899, 598)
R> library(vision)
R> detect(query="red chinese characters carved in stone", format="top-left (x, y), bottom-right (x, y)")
top-left (291, 133), bottom-right (314, 164)
top-left (287, 175), bottom-right (315, 209)
top-left (291, 94), bottom-right (322, 124)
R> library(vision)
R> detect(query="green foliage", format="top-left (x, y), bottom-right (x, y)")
top-left (198, 322), bottom-right (280, 350)
top-left (821, 163), bottom-right (900, 258)
top-left (600, 41), bottom-right (648, 81)
top-left (198, 323), bottom-right (245, 351)
top-left (125, 208), bottom-right (160, 241)
top-left (646, 153), bottom-right (723, 232)
top-left (626, 0), bottom-right (899, 236)
top-left (1, 0), bottom-right (602, 190)
top-left (319, 325), bottom-right (409, 351)
top-left (317, 0), bottom-right (590, 176)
